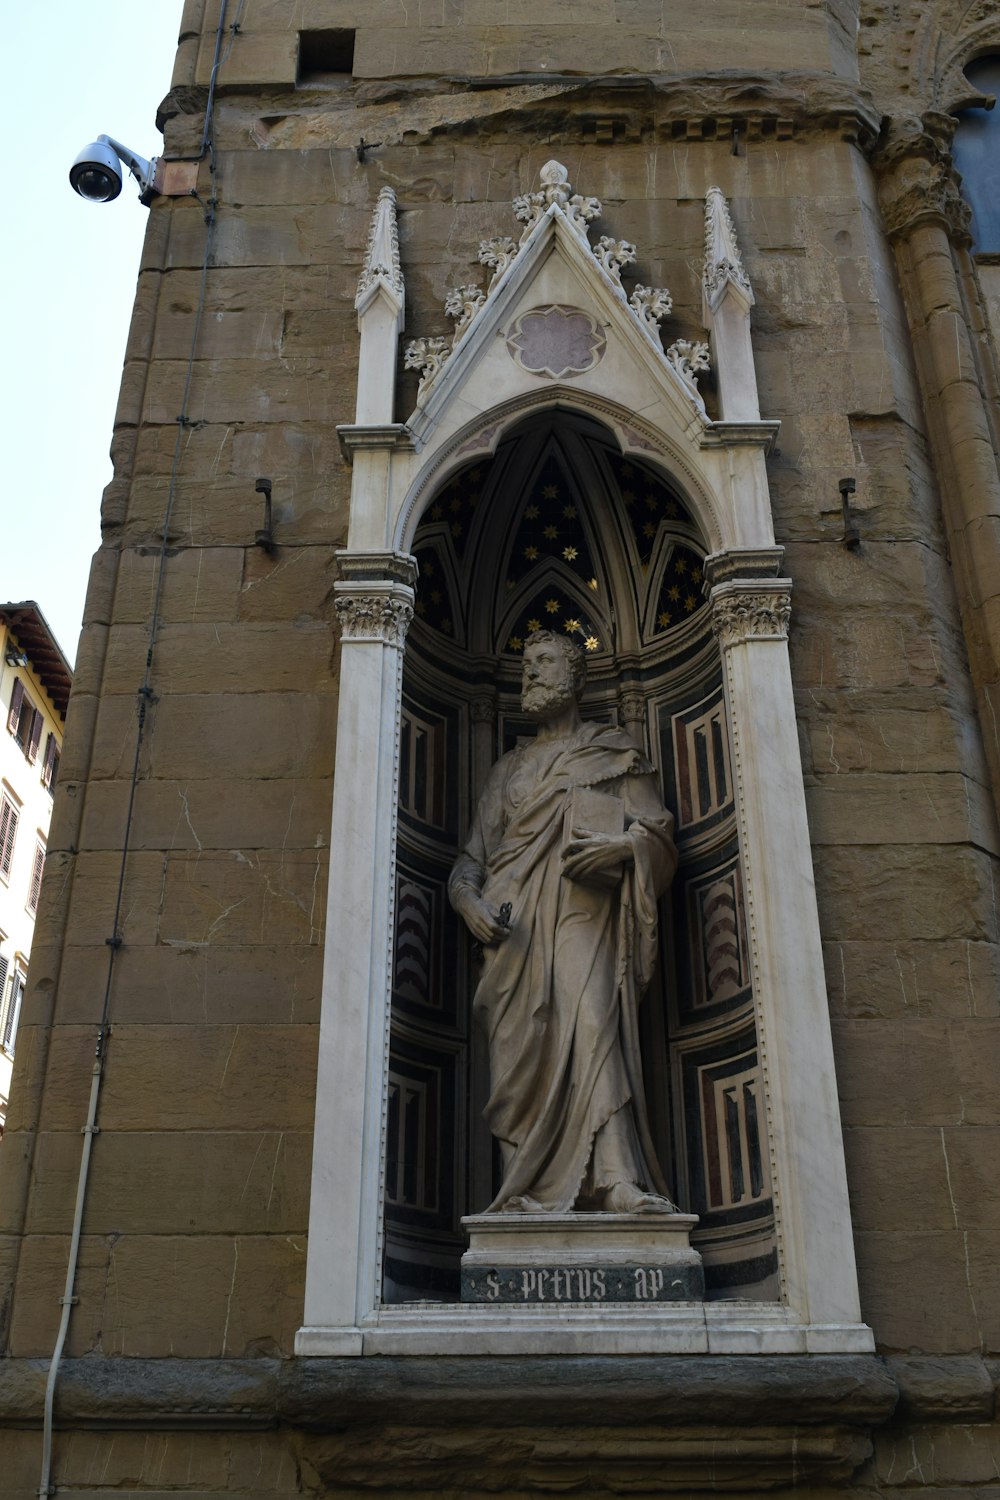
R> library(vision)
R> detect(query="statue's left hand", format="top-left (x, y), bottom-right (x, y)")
top-left (562, 831), bottom-right (634, 884)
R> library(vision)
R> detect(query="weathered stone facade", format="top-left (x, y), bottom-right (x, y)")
top-left (3, 0), bottom-right (1000, 1493)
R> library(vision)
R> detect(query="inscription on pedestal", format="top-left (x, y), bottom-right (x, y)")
top-left (462, 1262), bottom-right (704, 1304)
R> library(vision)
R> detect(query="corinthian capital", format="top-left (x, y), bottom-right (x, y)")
top-left (872, 114), bottom-right (972, 245)
top-left (335, 591), bottom-right (414, 647)
top-left (710, 582), bottom-right (791, 650)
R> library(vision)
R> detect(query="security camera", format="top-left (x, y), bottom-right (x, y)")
top-left (70, 135), bottom-right (158, 205)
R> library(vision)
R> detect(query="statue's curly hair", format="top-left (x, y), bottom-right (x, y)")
top-left (523, 629), bottom-right (587, 695)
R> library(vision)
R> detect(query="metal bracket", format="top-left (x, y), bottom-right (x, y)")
top-left (839, 476), bottom-right (860, 549)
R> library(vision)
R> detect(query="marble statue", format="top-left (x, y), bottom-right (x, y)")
top-left (449, 631), bottom-right (680, 1214)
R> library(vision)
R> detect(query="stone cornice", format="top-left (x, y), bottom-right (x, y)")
top-left (871, 113), bottom-right (973, 245)
top-left (0, 1352), bottom-right (899, 1431)
top-left (703, 548), bottom-right (786, 590)
top-left (336, 424), bottom-right (417, 465)
top-left (335, 550), bottom-right (419, 588)
top-left (187, 72), bottom-right (881, 154)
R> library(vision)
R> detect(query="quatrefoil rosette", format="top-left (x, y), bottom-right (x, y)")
top-left (505, 306), bottom-right (608, 380)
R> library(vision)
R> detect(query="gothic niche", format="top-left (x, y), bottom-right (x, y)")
top-left (384, 410), bottom-right (778, 1304)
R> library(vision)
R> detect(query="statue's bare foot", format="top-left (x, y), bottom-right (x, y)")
top-left (603, 1181), bottom-right (677, 1214)
top-left (498, 1194), bottom-right (545, 1213)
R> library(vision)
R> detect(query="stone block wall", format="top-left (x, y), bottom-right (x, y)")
top-left (1, 0), bottom-right (1000, 1493)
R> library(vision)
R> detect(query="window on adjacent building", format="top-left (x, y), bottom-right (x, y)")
top-left (0, 794), bottom-right (19, 883)
top-left (41, 732), bottom-right (60, 793)
top-left (1, 964), bottom-right (25, 1055)
top-left (27, 842), bottom-right (44, 917)
top-left (6, 679), bottom-right (43, 763)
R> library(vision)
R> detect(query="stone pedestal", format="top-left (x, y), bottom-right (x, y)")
top-left (461, 1213), bottom-right (703, 1305)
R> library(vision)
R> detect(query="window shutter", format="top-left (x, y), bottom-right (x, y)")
top-left (28, 845), bottom-right (44, 914)
top-left (0, 957), bottom-right (8, 1041)
top-left (6, 678), bottom-right (23, 735)
top-left (2, 970), bottom-right (23, 1051)
top-left (42, 733), bottom-right (56, 787)
top-left (26, 708), bottom-right (43, 763)
top-left (0, 799), bottom-right (19, 879)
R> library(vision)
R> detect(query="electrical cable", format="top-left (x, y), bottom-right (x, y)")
top-left (37, 3), bottom-right (232, 1491)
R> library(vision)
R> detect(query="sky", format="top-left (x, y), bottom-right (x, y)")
top-left (0, 3), bottom-right (185, 665)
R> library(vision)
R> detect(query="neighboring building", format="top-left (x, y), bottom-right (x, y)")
top-left (0, 604), bottom-right (70, 1135)
top-left (4, 4), bottom-right (1000, 1499)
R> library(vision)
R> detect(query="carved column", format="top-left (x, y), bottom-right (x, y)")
top-left (469, 691), bottom-right (498, 802)
top-left (299, 551), bottom-right (416, 1353)
top-left (468, 691), bottom-right (499, 1209)
top-left (707, 553), bottom-right (865, 1338)
top-left (873, 114), bottom-right (1000, 809)
top-left (618, 686), bottom-right (648, 752)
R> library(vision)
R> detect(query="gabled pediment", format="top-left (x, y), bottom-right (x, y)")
top-left (404, 161), bottom-right (713, 450)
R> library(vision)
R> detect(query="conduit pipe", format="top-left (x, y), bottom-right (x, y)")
top-left (37, 2), bottom-right (231, 1491)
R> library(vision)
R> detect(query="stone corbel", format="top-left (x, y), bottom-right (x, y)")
top-left (709, 579), bottom-right (792, 651)
top-left (334, 553), bottom-right (417, 647)
top-left (334, 589), bottom-right (414, 648)
top-left (872, 113), bottom-right (972, 246)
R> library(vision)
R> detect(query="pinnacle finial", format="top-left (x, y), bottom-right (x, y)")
top-left (357, 184), bottom-right (404, 314)
top-left (702, 186), bottom-right (753, 314)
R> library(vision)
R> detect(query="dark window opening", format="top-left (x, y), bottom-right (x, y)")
top-left (953, 55), bottom-right (1000, 253)
top-left (298, 29), bottom-right (355, 83)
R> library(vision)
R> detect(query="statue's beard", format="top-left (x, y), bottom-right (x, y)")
top-left (522, 681), bottom-right (575, 719)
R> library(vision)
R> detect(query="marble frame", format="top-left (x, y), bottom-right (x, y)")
top-left (296, 177), bottom-right (872, 1358)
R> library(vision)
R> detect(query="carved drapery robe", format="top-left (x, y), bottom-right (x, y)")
top-left (449, 724), bottom-right (677, 1212)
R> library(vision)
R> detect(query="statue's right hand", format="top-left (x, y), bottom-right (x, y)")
top-left (461, 897), bottom-right (512, 945)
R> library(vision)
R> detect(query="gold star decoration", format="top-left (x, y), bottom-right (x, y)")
top-left (644, 494), bottom-right (658, 511)
top-left (441, 617), bottom-right (453, 633)
top-left (564, 617), bottom-right (581, 632)
top-left (562, 504), bottom-right (577, 520)
top-left (621, 489), bottom-right (636, 507)
top-left (643, 522), bottom-right (656, 538)
top-left (584, 635), bottom-right (599, 651)
top-left (668, 584), bottom-right (681, 601)
top-left (508, 635), bottom-right (523, 651)
top-left (657, 610), bottom-right (671, 628)
top-left (543, 525), bottom-right (558, 540)
top-left (450, 497), bottom-right (462, 512)
top-left (431, 504), bottom-right (444, 520)
top-left (526, 617), bottom-right (541, 631)
top-left (675, 557), bottom-right (688, 575)
top-left (563, 545), bottom-right (578, 561)
top-left (525, 504), bottom-right (540, 520)
top-left (430, 589), bottom-right (443, 605)
top-left (506, 578), bottom-right (516, 591)
top-left (423, 558), bottom-right (435, 577)
top-left (545, 598), bottom-right (560, 614)
top-left (691, 565), bottom-right (703, 582)
top-left (588, 577), bottom-right (598, 591)
top-left (684, 594), bottom-right (697, 611)
top-left (524, 545), bottom-right (539, 561)
top-left (542, 484), bottom-right (559, 499)
top-left (415, 600), bottom-right (427, 616)
top-left (665, 500), bottom-right (679, 517)
top-left (451, 521), bottom-right (462, 537)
